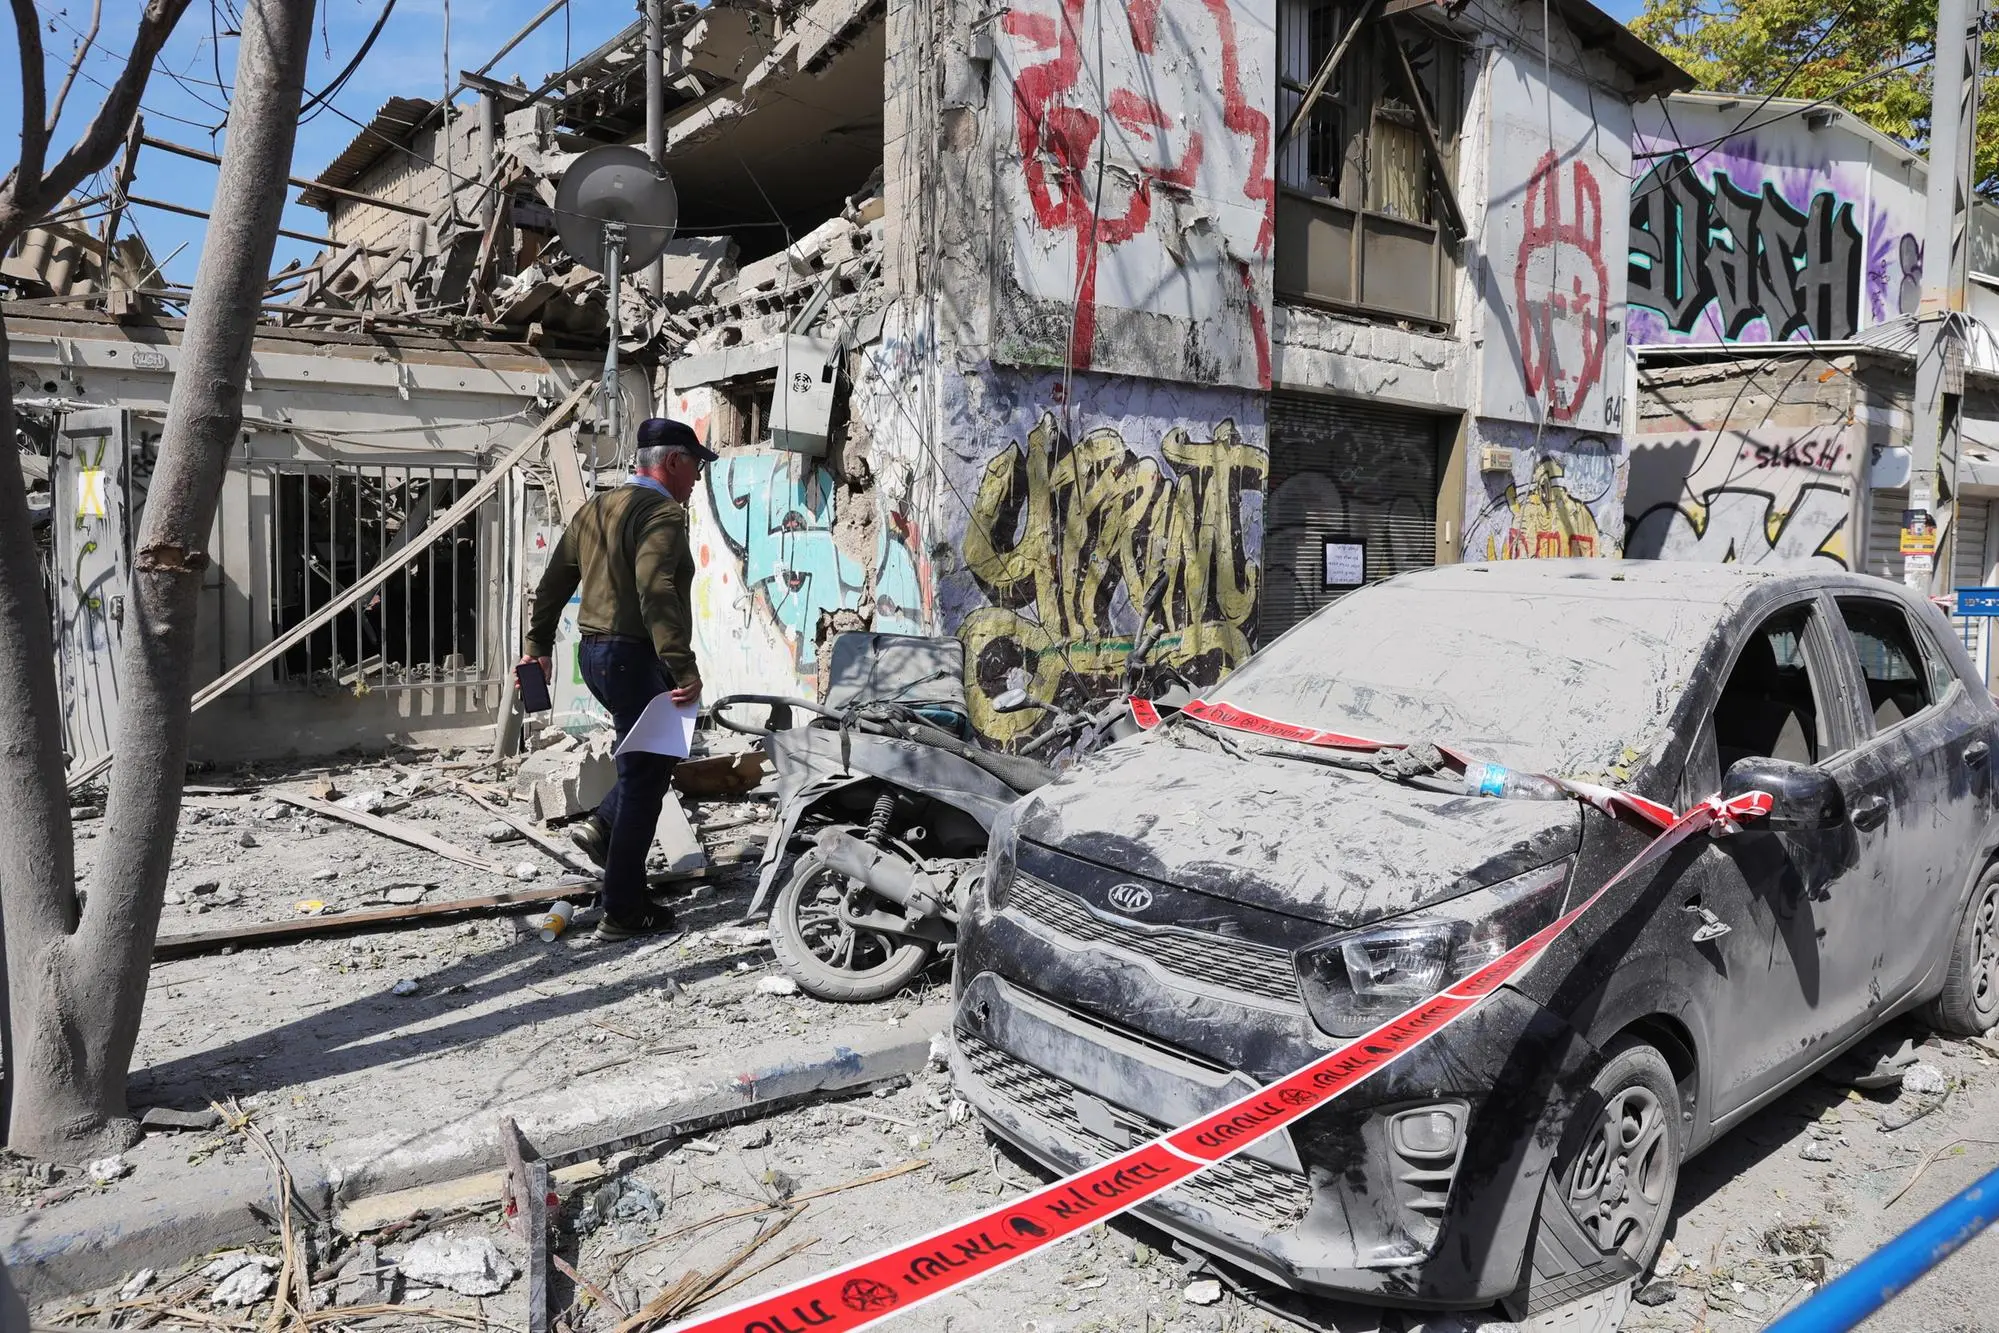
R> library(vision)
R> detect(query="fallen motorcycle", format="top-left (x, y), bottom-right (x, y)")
top-left (714, 598), bottom-right (1188, 1002)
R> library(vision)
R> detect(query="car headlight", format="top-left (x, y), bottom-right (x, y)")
top-left (982, 799), bottom-right (1023, 911)
top-left (1294, 859), bottom-right (1572, 1037)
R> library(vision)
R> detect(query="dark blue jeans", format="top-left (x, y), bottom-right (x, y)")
top-left (578, 637), bottom-right (681, 923)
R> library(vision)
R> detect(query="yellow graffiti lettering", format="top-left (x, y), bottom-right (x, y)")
top-left (961, 413), bottom-right (1266, 744)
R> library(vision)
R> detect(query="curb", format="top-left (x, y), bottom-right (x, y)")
top-left (2, 1005), bottom-right (950, 1308)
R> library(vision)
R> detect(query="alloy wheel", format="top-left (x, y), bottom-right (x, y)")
top-left (1565, 1083), bottom-right (1672, 1261)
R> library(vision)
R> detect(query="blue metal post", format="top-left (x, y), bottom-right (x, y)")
top-left (1764, 1162), bottom-right (1999, 1331)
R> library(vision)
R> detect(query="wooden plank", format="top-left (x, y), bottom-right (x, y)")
top-left (274, 791), bottom-right (508, 873)
top-left (151, 864), bottom-right (717, 960)
top-left (151, 886), bottom-right (581, 960)
top-left (545, 427), bottom-right (590, 522)
top-left (1278, 0), bottom-right (1380, 148)
top-left (455, 783), bottom-right (591, 872)
top-left (66, 381), bottom-right (597, 789)
top-left (499, 1116), bottom-right (552, 1333)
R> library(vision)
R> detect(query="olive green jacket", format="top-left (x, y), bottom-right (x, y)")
top-left (524, 484), bottom-right (699, 685)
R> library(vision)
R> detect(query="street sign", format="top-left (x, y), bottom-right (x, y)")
top-left (1959, 588), bottom-right (1999, 616)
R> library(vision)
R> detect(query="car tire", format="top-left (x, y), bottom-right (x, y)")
top-left (769, 850), bottom-right (935, 1003)
top-left (1924, 865), bottom-right (1999, 1037)
top-left (1551, 1040), bottom-right (1683, 1274)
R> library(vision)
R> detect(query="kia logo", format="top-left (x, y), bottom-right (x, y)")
top-left (1108, 883), bottom-right (1154, 913)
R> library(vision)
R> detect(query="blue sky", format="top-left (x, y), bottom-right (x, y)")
top-left (0, 0), bottom-right (634, 285)
top-left (0, 0), bottom-right (1656, 287)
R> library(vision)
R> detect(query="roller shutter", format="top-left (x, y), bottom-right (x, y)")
top-left (1261, 394), bottom-right (1443, 643)
top-left (1952, 496), bottom-right (1990, 662)
top-left (1864, 488), bottom-right (1904, 583)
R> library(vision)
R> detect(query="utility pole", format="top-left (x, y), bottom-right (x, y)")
top-left (643, 0), bottom-right (665, 296)
top-left (1907, 0), bottom-right (1986, 592)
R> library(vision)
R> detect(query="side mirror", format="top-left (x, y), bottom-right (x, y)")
top-left (1721, 755), bottom-right (1845, 831)
top-left (992, 689), bottom-right (1042, 715)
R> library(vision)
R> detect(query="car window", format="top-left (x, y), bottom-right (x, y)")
top-left (1710, 604), bottom-right (1833, 779)
top-left (1836, 598), bottom-right (1937, 733)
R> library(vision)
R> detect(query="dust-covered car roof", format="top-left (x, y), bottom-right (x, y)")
top-left (1212, 560), bottom-right (1803, 780)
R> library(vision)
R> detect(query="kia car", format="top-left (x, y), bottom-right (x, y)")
top-left (950, 561), bottom-right (1999, 1318)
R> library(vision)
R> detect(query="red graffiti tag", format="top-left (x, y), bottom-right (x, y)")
top-left (1005, 0), bottom-right (1273, 384)
top-left (1514, 152), bottom-right (1607, 423)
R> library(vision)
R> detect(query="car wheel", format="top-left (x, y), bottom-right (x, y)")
top-left (1554, 1041), bottom-right (1682, 1272)
top-left (1925, 865), bottom-right (1999, 1036)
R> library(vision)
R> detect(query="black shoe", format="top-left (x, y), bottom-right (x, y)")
top-left (568, 815), bottom-right (608, 866)
top-left (595, 905), bottom-right (677, 942)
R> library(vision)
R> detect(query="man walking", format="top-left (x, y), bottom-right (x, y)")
top-left (521, 418), bottom-right (717, 940)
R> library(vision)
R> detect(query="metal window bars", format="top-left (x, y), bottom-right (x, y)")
top-left (254, 460), bottom-right (497, 696)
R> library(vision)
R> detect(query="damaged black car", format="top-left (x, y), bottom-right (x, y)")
top-left (950, 561), bottom-right (1999, 1319)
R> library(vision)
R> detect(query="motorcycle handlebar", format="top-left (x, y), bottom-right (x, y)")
top-left (709, 693), bottom-right (841, 737)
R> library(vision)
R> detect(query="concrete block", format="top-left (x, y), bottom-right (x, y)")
top-left (658, 236), bottom-right (738, 310)
top-left (654, 796), bottom-right (706, 875)
top-left (515, 735), bottom-right (616, 821)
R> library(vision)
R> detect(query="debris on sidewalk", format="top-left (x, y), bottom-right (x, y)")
top-left (398, 1232), bottom-right (518, 1296)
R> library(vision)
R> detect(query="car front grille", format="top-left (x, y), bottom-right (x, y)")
top-left (960, 1032), bottom-right (1312, 1231)
top-left (1008, 873), bottom-right (1302, 1006)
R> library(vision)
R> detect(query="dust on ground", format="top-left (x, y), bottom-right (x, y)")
top-left (18, 751), bottom-right (1999, 1331)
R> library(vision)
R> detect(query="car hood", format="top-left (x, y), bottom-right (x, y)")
top-left (1015, 732), bottom-right (1584, 930)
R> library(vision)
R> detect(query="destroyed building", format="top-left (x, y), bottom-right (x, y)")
top-left (18, 0), bottom-right (1700, 768)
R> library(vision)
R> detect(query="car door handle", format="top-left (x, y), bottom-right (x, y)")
top-left (1851, 795), bottom-right (1889, 831)
top-left (1968, 740), bottom-right (1990, 766)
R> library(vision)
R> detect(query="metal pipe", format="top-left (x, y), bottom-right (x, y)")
top-left (1764, 1162), bottom-right (1999, 1331)
top-left (644, 0), bottom-right (665, 296)
top-left (597, 224), bottom-right (624, 490)
top-left (140, 135), bottom-right (432, 218)
top-left (470, 0), bottom-right (569, 79)
top-left (1905, 0), bottom-right (1985, 592)
top-left (813, 828), bottom-right (946, 917)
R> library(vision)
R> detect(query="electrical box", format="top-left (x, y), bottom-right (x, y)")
top-left (1478, 445), bottom-right (1515, 474)
top-left (769, 334), bottom-right (839, 456)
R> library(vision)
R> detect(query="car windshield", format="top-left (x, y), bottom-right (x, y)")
top-left (1213, 579), bottom-right (1726, 780)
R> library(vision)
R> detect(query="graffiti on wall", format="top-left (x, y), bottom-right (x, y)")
top-left (995, 0), bottom-right (1275, 389)
top-left (1629, 152), bottom-right (1867, 342)
top-left (1515, 153), bottom-right (1610, 425)
top-left (1624, 426), bottom-right (1854, 566)
top-left (952, 400), bottom-right (1268, 744)
top-left (1463, 423), bottom-right (1622, 561)
top-left (705, 454), bottom-right (869, 674)
top-left (1480, 56), bottom-right (1632, 434)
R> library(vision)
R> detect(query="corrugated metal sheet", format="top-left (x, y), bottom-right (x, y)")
top-left (298, 97), bottom-right (434, 212)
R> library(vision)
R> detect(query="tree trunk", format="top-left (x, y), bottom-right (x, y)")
top-left (4, 0), bottom-right (317, 1157)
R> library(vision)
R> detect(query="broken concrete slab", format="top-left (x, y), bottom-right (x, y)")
top-left (515, 736), bottom-right (615, 821)
top-left (138, 1106), bottom-right (222, 1133)
top-left (654, 797), bottom-right (706, 876)
top-left (657, 236), bottom-right (739, 310)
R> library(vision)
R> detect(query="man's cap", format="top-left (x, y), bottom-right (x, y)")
top-left (636, 417), bottom-right (719, 463)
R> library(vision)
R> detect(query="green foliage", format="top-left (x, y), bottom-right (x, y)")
top-left (1631, 0), bottom-right (1999, 199)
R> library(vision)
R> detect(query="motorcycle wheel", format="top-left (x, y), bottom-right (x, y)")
top-left (770, 850), bottom-right (936, 1002)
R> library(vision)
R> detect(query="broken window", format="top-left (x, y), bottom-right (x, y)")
top-left (1710, 605), bottom-right (1831, 776)
top-left (261, 463), bottom-right (492, 691)
top-left (1837, 598), bottom-right (1938, 733)
top-left (1274, 0), bottom-right (1463, 324)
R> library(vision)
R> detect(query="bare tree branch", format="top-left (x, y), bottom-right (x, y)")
top-left (45, 0), bottom-right (106, 140)
top-left (8, 0), bottom-right (50, 205)
top-left (29, 0), bottom-right (196, 224)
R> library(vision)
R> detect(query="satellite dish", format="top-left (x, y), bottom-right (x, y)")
top-left (552, 147), bottom-right (679, 489)
top-left (555, 145), bottom-right (678, 271)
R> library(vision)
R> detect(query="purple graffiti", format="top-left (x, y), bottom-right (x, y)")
top-left (1629, 153), bottom-right (1863, 341)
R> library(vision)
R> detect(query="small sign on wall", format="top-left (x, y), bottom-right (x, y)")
top-left (1323, 539), bottom-right (1367, 589)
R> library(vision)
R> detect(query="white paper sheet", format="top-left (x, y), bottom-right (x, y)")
top-left (615, 694), bottom-right (699, 758)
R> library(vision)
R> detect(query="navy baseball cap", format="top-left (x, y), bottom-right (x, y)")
top-left (637, 417), bottom-right (719, 463)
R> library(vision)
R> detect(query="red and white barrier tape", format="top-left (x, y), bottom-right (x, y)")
top-left (664, 703), bottom-right (1770, 1333)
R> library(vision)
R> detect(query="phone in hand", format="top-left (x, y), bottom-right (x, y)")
top-left (516, 659), bottom-right (553, 713)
